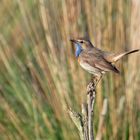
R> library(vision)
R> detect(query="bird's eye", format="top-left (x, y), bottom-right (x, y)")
top-left (80, 41), bottom-right (83, 43)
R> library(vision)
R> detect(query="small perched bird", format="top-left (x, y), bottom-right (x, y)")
top-left (70, 38), bottom-right (139, 78)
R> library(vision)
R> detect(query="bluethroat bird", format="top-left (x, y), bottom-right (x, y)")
top-left (70, 38), bottom-right (139, 80)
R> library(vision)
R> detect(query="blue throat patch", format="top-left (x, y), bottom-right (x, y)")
top-left (75, 43), bottom-right (83, 57)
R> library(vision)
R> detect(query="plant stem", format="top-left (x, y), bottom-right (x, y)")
top-left (69, 76), bottom-right (101, 140)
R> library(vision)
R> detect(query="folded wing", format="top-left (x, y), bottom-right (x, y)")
top-left (80, 50), bottom-right (120, 74)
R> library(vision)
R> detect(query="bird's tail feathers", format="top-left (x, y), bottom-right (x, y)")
top-left (112, 49), bottom-right (139, 62)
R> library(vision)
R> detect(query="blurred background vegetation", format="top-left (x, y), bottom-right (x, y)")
top-left (0, 0), bottom-right (140, 140)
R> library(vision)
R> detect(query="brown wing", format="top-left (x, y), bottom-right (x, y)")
top-left (80, 49), bottom-right (120, 73)
top-left (94, 57), bottom-right (120, 73)
top-left (91, 47), bottom-right (116, 63)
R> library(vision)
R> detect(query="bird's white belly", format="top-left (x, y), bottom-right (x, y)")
top-left (79, 62), bottom-right (103, 76)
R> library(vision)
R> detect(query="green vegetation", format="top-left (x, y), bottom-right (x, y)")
top-left (0, 0), bottom-right (140, 140)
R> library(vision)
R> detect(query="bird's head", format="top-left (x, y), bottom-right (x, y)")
top-left (70, 38), bottom-right (93, 57)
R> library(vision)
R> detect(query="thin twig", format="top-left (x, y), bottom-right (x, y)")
top-left (82, 103), bottom-right (89, 140)
top-left (87, 77), bottom-right (97, 140)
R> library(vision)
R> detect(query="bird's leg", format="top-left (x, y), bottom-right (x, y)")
top-left (95, 74), bottom-right (102, 86)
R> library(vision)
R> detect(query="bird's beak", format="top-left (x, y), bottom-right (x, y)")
top-left (70, 39), bottom-right (77, 44)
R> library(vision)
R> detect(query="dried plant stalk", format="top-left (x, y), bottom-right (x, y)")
top-left (68, 76), bottom-right (106, 140)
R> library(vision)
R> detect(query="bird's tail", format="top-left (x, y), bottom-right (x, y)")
top-left (112, 49), bottom-right (139, 62)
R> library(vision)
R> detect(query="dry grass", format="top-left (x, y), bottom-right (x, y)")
top-left (0, 0), bottom-right (140, 140)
